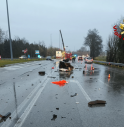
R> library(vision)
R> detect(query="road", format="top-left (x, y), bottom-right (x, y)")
top-left (0, 59), bottom-right (124, 127)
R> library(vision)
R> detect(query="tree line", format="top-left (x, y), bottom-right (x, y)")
top-left (106, 17), bottom-right (124, 63)
top-left (0, 28), bottom-right (59, 58)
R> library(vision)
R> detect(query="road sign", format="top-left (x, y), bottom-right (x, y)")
top-left (28, 55), bottom-right (30, 58)
top-left (35, 50), bottom-right (39, 54)
top-left (0, 55), bottom-right (1, 60)
top-left (24, 49), bottom-right (28, 54)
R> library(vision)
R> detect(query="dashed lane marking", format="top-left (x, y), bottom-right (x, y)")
top-left (70, 80), bottom-right (91, 101)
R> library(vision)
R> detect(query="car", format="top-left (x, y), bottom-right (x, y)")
top-left (46, 56), bottom-right (52, 60)
top-left (78, 56), bottom-right (83, 60)
top-left (19, 55), bottom-right (27, 59)
top-left (85, 57), bottom-right (93, 63)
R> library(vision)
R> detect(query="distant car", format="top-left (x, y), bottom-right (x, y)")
top-left (46, 56), bottom-right (51, 60)
top-left (19, 55), bottom-right (27, 59)
top-left (85, 57), bottom-right (93, 63)
top-left (78, 56), bottom-right (83, 60)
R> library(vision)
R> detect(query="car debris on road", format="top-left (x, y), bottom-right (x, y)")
top-left (0, 112), bottom-right (11, 123)
top-left (70, 93), bottom-right (77, 97)
top-left (38, 71), bottom-right (45, 76)
top-left (59, 61), bottom-right (74, 72)
top-left (88, 100), bottom-right (106, 107)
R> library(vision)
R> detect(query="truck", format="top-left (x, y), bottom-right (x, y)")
top-left (65, 52), bottom-right (72, 60)
top-left (56, 51), bottom-right (62, 59)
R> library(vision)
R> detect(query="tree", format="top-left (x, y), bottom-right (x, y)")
top-left (0, 28), bottom-right (5, 44)
top-left (106, 34), bottom-right (119, 62)
top-left (84, 29), bottom-right (103, 59)
top-left (106, 17), bottom-right (124, 63)
top-left (47, 46), bottom-right (59, 56)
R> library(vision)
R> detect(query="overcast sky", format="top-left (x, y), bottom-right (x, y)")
top-left (0, 0), bottom-right (124, 51)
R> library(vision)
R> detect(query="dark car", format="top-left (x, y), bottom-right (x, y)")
top-left (78, 56), bottom-right (83, 60)
top-left (46, 56), bottom-right (51, 60)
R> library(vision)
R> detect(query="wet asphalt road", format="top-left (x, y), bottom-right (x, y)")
top-left (0, 59), bottom-right (124, 127)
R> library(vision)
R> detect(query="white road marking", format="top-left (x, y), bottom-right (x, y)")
top-left (14, 77), bottom-right (50, 127)
top-left (2, 62), bottom-right (45, 71)
top-left (70, 80), bottom-right (91, 101)
top-left (2, 62), bottom-right (58, 127)
top-left (1, 72), bottom-right (52, 127)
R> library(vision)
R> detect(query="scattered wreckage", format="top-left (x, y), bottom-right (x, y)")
top-left (59, 61), bottom-right (74, 72)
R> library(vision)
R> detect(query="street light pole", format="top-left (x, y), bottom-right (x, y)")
top-left (6, 0), bottom-right (13, 60)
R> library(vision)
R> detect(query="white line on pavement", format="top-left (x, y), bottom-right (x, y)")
top-left (70, 80), bottom-right (91, 101)
top-left (1, 71), bottom-right (53, 127)
top-left (14, 77), bottom-right (50, 127)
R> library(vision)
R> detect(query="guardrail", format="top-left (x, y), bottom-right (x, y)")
top-left (93, 60), bottom-right (124, 67)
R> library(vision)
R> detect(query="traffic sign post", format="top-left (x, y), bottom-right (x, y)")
top-left (24, 49), bottom-right (28, 54)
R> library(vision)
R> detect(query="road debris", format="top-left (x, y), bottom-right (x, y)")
top-left (88, 100), bottom-right (106, 107)
top-left (56, 108), bottom-right (59, 110)
top-left (51, 114), bottom-right (57, 121)
top-left (59, 68), bottom-right (68, 72)
top-left (72, 76), bottom-right (74, 78)
top-left (52, 67), bottom-right (54, 69)
top-left (38, 71), bottom-right (45, 76)
top-left (0, 112), bottom-right (11, 123)
top-left (59, 61), bottom-right (74, 71)
top-left (63, 59), bottom-right (69, 62)
top-left (51, 80), bottom-right (68, 85)
top-left (61, 116), bottom-right (66, 118)
top-left (71, 93), bottom-right (77, 97)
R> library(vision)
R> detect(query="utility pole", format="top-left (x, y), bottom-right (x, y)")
top-left (6, 0), bottom-right (13, 60)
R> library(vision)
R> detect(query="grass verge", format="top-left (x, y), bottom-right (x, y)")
top-left (94, 56), bottom-right (106, 61)
top-left (0, 58), bottom-right (46, 67)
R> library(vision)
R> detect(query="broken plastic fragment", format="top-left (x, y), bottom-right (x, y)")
top-left (51, 80), bottom-right (68, 85)
top-left (88, 100), bottom-right (106, 107)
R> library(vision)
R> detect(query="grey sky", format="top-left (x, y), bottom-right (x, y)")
top-left (0, 0), bottom-right (124, 51)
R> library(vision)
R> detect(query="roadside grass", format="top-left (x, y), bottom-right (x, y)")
top-left (94, 56), bottom-right (106, 61)
top-left (0, 58), bottom-right (46, 67)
